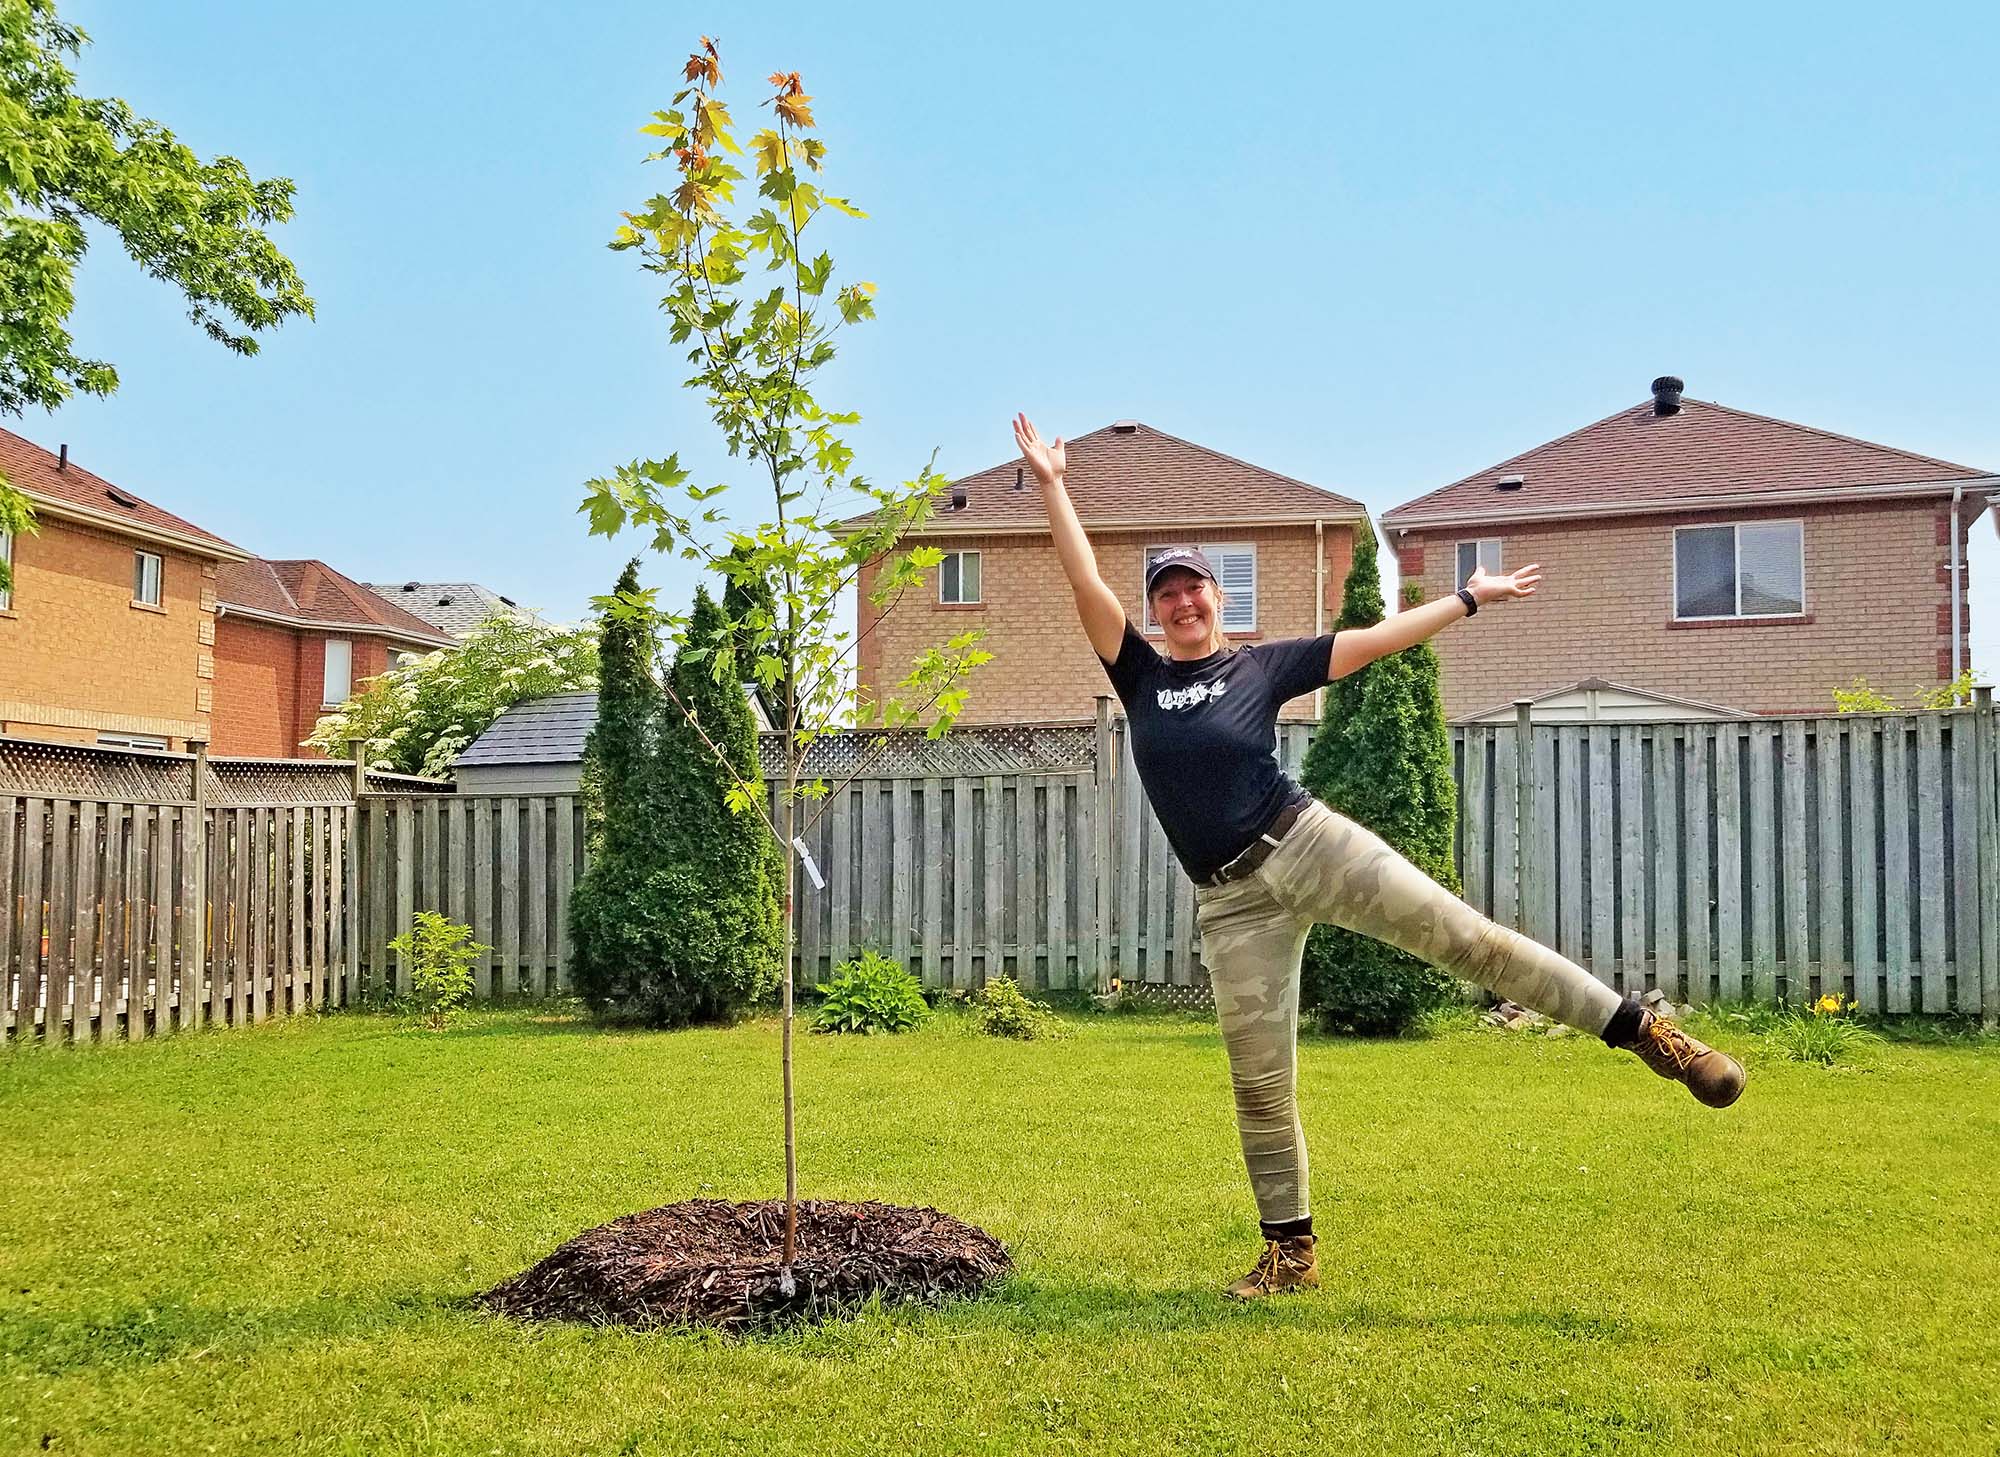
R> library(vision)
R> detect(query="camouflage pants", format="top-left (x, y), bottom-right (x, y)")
top-left (1194, 799), bottom-right (1625, 1224)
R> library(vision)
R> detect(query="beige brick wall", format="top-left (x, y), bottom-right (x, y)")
top-left (0, 514), bottom-right (212, 746)
top-left (857, 524), bottom-right (1355, 723)
top-left (1394, 499), bottom-right (1972, 719)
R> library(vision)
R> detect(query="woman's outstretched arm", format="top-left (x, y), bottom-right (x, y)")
top-left (1014, 413), bottom-right (1127, 660)
top-left (1327, 563), bottom-right (1542, 679)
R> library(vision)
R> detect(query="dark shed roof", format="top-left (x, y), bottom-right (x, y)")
top-left (453, 693), bottom-right (598, 767)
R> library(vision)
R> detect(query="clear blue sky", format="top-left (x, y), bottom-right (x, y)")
top-left (30, 0), bottom-right (2000, 682)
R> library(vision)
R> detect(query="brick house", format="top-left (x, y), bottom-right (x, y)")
top-left (0, 427), bottom-right (243, 750)
top-left (1381, 378), bottom-right (1997, 720)
top-left (849, 421), bottom-right (1366, 723)
top-left (213, 558), bottom-right (456, 758)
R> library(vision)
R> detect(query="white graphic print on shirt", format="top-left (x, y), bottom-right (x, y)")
top-left (1156, 679), bottom-right (1229, 712)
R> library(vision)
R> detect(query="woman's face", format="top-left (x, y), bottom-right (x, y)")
top-left (1149, 568), bottom-right (1220, 654)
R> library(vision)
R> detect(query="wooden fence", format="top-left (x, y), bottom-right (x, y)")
top-left (351, 794), bottom-right (584, 999)
top-left (0, 790), bottom-right (356, 1043)
top-left (6, 689), bottom-right (1998, 1040)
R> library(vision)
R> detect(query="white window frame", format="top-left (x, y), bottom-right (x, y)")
top-left (1144, 541), bottom-right (1257, 635)
top-left (322, 637), bottom-right (353, 706)
top-left (1671, 520), bottom-right (1807, 621)
top-left (96, 732), bottom-right (169, 752)
top-left (1455, 538), bottom-right (1502, 586)
top-left (938, 550), bottom-right (982, 605)
top-left (133, 550), bottom-right (163, 607)
top-left (0, 529), bottom-right (12, 610)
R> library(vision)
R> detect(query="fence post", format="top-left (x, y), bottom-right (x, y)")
top-left (1092, 695), bottom-right (1116, 992)
top-left (1513, 699), bottom-right (1533, 932)
top-left (188, 738), bottom-right (209, 1030)
top-left (1975, 684), bottom-right (1998, 1031)
top-left (348, 738), bottom-right (367, 802)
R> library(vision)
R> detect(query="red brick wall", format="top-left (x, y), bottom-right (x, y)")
top-left (0, 513), bottom-right (213, 747)
top-left (1395, 498), bottom-right (1971, 718)
top-left (857, 523), bottom-right (1354, 723)
top-left (212, 618), bottom-right (396, 757)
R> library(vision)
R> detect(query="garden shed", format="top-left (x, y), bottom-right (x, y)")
top-left (451, 693), bottom-right (598, 794)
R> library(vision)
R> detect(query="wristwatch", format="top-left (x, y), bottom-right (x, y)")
top-left (1456, 587), bottom-right (1478, 617)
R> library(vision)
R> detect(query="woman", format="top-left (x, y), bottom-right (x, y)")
top-left (1011, 413), bottom-right (1745, 1301)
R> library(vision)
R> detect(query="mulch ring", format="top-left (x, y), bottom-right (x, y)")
top-left (477, 1198), bottom-right (1012, 1333)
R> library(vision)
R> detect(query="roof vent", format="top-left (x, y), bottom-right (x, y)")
top-left (437, 595), bottom-right (454, 606)
top-left (57, 443), bottom-right (69, 472)
top-left (499, 595), bottom-right (516, 607)
top-left (949, 483), bottom-right (968, 511)
top-left (1494, 473), bottom-right (1525, 492)
top-left (1111, 420), bottom-right (1139, 433)
top-left (105, 486), bottom-right (140, 509)
top-left (1651, 375), bottom-right (1684, 416)
top-left (401, 582), bottom-right (418, 592)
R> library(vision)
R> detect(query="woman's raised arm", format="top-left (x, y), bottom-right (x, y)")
top-left (1013, 413), bottom-right (1127, 661)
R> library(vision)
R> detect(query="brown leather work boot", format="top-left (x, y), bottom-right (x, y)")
top-left (1223, 1235), bottom-right (1319, 1301)
top-left (1621, 1010), bottom-right (1746, 1108)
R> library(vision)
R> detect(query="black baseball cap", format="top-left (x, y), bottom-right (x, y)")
top-left (1144, 546), bottom-right (1217, 595)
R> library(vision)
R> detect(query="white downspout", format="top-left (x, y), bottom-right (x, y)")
top-left (1314, 519), bottom-right (1326, 718)
top-left (1951, 483), bottom-right (1964, 695)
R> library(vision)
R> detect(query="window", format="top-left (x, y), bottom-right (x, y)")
top-left (939, 550), bottom-right (982, 604)
top-left (322, 638), bottom-right (353, 705)
top-left (133, 550), bottom-right (163, 607)
top-left (96, 732), bottom-right (169, 752)
top-left (1674, 521), bottom-right (1804, 619)
top-left (1455, 539), bottom-right (1502, 586)
top-left (0, 529), bottom-right (11, 610)
top-left (1145, 542), bottom-right (1257, 634)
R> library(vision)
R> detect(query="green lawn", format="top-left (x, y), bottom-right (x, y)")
top-left (3, 1002), bottom-right (1997, 1456)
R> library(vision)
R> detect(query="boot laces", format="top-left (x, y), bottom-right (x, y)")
top-left (1245, 1240), bottom-right (1285, 1290)
top-left (1646, 1018), bottom-right (1700, 1072)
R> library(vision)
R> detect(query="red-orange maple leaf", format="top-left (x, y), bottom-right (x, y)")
top-left (767, 71), bottom-right (804, 95)
top-left (684, 37), bottom-right (721, 85)
top-left (774, 91), bottom-right (815, 128)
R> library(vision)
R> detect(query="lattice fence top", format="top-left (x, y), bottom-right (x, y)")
top-left (208, 759), bottom-right (357, 807)
top-left (0, 735), bottom-right (195, 801)
top-left (756, 722), bottom-right (1098, 779)
top-left (0, 737), bottom-right (450, 805)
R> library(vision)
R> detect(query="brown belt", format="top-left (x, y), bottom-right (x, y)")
top-left (1199, 797), bottom-right (1308, 888)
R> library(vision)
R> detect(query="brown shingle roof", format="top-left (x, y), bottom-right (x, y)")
top-left (0, 425), bottom-right (243, 555)
top-left (841, 422), bottom-right (1362, 532)
top-left (218, 557), bottom-right (456, 646)
top-left (1383, 397), bottom-right (1994, 528)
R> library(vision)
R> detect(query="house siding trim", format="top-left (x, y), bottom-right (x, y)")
top-left (1383, 475), bottom-right (2000, 531)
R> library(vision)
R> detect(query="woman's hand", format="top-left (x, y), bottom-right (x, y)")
top-left (1467, 562), bottom-right (1542, 605)
top-left (1013, 413), bottom-right (1066, 488)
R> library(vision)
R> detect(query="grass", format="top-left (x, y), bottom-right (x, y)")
top-left (2, 1002), bottom-right (1998, 1456)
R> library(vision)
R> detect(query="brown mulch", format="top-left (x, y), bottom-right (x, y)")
top-left (477, 1198), bottom-right (1012, 1332)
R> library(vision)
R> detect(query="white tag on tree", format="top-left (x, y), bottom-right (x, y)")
top-left (792, 836), bottom-right (826, 891)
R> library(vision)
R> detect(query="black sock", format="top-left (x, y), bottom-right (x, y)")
top-left (1601, 995), bottom-right (1646, 1048)
top-left (1260, 1214), bottom-right (1313, 1241)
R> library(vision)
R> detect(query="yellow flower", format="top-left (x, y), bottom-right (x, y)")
top-left (1813, 993), bottom-right (1845, 1017)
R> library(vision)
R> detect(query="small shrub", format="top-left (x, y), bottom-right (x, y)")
top-left (386, 910), bottom-right (486, 1030)
top-left (812, 952), bottom-right (928, 1035)
top-left (1765, 993), bottom-right (1882, 1066)
top-left (976, 978), bottom-right (1069, 1041)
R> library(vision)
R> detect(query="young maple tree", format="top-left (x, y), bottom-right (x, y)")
top-left (581, 38), bottom-right (988, 1285)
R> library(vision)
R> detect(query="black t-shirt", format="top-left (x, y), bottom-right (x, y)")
top-left (1100, 621), bottom-right (1337, 880)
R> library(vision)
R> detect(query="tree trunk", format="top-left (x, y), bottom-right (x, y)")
top-left (778, 755), bottom-right (799, 1290)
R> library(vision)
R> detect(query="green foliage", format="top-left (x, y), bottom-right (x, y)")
top-left (569, 578), bottom-right (783, 1026)
top-left (0, 0), bottom-right (314, 593)
top-left (1765, 993), bottom-right (1883, 1067)
top-left (306, 615), bottom-right (597, 776)
top-left (385, 910), bottom-right (486, 1030)
top-left (812, 951), bottom-right (927, 1034)
top-left (975, 977), bottom-right (1069, 1041)
top-left (1832, 670), bottom-right (1979, 713)
top-left (1299, 529), bottom-right (1458, 1036)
